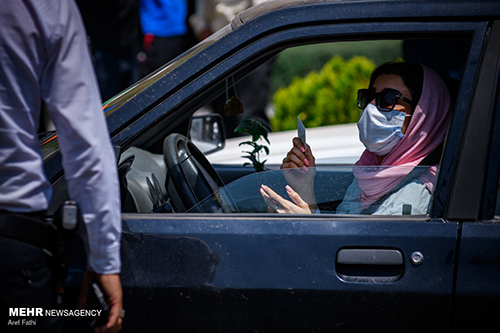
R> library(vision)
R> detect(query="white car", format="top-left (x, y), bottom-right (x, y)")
top-left (206, 123), bottom-right (364, 166)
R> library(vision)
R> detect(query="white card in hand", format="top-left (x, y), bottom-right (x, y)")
top-left (297, 116), bottom-right (306, 148)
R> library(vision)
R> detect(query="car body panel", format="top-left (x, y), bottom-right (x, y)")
top-left (45, 1), bottom-right (500, 331)
top-left (455, 223), bottom-right (500, 330)
top-left (120, 215), bottom-right (458, 331)
top-left (452, 21), bottom-right (500, 330)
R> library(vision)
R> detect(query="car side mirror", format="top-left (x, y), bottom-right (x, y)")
top-left (189, 113), bottom-right (226, 155)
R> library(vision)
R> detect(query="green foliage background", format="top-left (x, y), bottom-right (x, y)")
top-left (269, 40), bottom-right (403, 131)
top-left (272, 56), bottom-right (374, 130)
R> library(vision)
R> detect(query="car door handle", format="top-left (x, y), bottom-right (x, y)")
top-left (336, 249), bottom-right (404, 283)
top-left (337, 249), bottom-right (403, 265)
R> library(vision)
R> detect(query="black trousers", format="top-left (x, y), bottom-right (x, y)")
top-left (0, 226), bottom-right (62, 332)
top-left (139, 34), bottom-right (189, 78)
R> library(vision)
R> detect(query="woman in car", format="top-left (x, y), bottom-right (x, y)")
top-left (260, 62), bottom-right (452, 215)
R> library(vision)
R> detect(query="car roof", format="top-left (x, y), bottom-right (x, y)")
top-left (232, 0), bottom-right (500, 30)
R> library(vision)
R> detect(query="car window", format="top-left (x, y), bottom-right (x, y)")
top-left (119, 35), bottom-right (471, 216)
top-left (202, 40), bottom-right (404, 165)
top-left (201, 38), bottom-right (467, 166)
top-left (189, 166), bottom-right (436, 216)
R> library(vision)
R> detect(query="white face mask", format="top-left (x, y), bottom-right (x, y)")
top-left (357, 103), bottom-right (411, 156)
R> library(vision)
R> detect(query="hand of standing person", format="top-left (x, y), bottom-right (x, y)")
top-left (78, 271), bottom-right (123, 333)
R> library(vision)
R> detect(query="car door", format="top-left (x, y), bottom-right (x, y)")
top-left (452, 21), bottom-right (500, 331)
top-left (121, 216), bottom-right (459, 332)
top-left (115, 17), bottom-right (489, 333)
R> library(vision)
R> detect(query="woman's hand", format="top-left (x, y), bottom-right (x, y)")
top-left (280, 137), bottom-right (316, 193)
top-left (281, 137), bottom-right (316, 170)
top-left (260, 184), bottom-right (313, 214)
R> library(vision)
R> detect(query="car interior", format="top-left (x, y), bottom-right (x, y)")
top-left (117, 35), bottom-right (470, 215)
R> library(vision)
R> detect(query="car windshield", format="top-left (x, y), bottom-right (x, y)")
top-left (188, 166), bottom-right (435, 216)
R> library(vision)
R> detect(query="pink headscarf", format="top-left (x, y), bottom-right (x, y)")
top-left (353, 64), bottom-right (452, 211)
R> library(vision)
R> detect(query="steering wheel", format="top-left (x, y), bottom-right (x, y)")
top-left (163, 133), bottom-right (235, 213)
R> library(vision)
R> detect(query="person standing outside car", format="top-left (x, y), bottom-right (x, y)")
top-left (0, 1), bottom-right (123, 332)
top-left (261, 63), bottom-right (451, 216)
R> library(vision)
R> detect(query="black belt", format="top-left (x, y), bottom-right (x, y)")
top-left (0, 211), bottom-right (58, 256)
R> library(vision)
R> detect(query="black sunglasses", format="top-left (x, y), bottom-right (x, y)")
top-left (357, 88), bottom-right (413, 112)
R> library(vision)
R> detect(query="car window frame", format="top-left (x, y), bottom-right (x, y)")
top-left (477, 21), bottom-right (500, 222)
top-left (438, 20), bottom-right (500, 222)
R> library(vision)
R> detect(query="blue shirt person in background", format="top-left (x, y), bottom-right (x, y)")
top-left (138, 0), bottom-right (193, 77)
